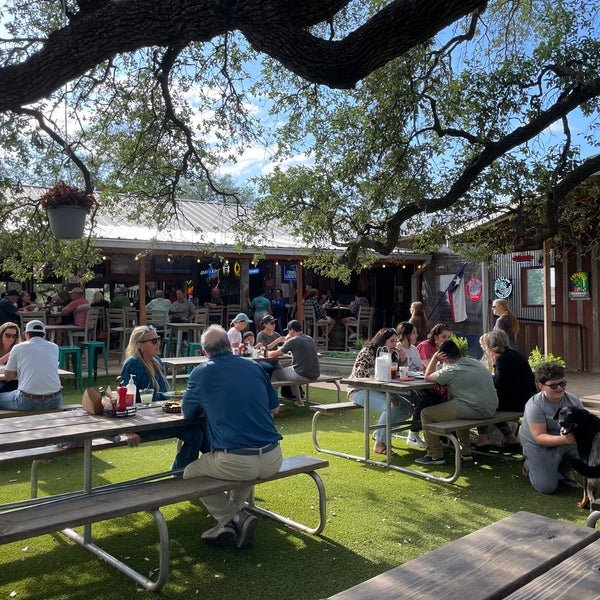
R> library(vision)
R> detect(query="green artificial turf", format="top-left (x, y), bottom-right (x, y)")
top-left (0, 381), bottom-right (588, 599)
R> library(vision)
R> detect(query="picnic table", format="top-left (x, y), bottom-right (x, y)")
top-left (327, 511), bottom-right (600, 599)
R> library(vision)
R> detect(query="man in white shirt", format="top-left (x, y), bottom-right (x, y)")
top-left (0, 320), bottom-right (62, 410)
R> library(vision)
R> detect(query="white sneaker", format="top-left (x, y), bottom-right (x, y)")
top-left (406, 432), bottom-right (426, 448)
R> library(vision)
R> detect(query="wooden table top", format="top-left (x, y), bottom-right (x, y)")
top-left (0, 407), bottom-right (188, 452)
top-left (340, 376), bottom-right (436, 392)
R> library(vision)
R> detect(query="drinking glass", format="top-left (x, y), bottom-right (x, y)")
top-left (140, 388), bottom-right (154, 404)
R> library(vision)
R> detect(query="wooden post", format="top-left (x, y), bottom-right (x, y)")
top-left (543, 239), bottom-right (552, 354)
top-left (240, 259), bottom-right (250, 311)
top-left (138, 255), bottom-right (146, 325)
top-left (296, 261), bottom-right (304, 324)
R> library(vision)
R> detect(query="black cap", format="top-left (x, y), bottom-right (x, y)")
top-left (285, 319), bottom-right (302, 332)
top-left (6, 289), bottom-right (19, 297)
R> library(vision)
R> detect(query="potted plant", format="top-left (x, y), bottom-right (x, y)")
top-left (528, 346), bottom-right (566, 371)
top-left (39, 181), bottom-right (96, 239)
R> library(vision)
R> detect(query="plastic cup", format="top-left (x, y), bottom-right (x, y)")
top-left (390, 362), bottom-right (398, 379)
top-left (140, 389), bottom-right (153, 404)
top-left (399, 366), bottom-right (409, 379)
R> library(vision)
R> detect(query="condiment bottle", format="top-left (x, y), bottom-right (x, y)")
top-left (125, 375), bottom-right (136, 407)
top-left (116, 385), bottom-right (127, 411)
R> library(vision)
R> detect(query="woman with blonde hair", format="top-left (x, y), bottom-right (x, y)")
top-left (408, 301), bottom-right (429, 341)
top-left (474, 330), bottom-right (536, 448)
top-left (491, 299), bottom-right (520, 347)
top-left (119, 325), bottom-right (206, 468)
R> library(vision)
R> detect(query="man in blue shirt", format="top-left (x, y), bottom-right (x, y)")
top-left (182, 325), bottom-right (283, 548)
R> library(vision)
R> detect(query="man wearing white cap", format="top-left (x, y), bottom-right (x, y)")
top-left (0, 320), bottom-right (62, 410)
top-left (60, 287), bottom-right (90, 328)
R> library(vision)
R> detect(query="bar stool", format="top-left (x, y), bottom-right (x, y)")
top-left (81, 341), bottom-right (109, 387)
top-left (187, 342), bottom-right (202, 357)
top-left (161, 336), bottom-right (177, 358)
top-left (58, 346), bottom-right (84, 390)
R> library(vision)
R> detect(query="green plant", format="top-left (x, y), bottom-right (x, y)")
top-left (39, 181), bottom-right (96, 211)
top-left (451, 334), bottom-right (469, 356)
top-left (528, 346), bottom-right (566, 370)
top-left (354, 338), bottom-right (368, 350)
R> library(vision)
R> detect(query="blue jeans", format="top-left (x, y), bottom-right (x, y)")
top-left (0, 390), bottom-right (63, 411)
top-left (139, 423), bottom-right (208, 470)
top-left (350, 389), bottom-right (412, 443)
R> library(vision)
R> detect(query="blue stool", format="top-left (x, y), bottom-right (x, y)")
top-left (81, 341), bottom-right (109, 387)
top-left (58, 346), bottom-right (84, 390)
top-left (161, 337), bottom-right (177, 358)
top-left (187, 342), bottom-right (202, 356)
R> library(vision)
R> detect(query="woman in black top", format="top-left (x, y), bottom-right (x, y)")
top-left (475, 330), bottom-right (536, 448)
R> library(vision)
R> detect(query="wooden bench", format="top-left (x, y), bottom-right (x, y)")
top-left (0, 402), bottom-right (82, 419)
top-left (0, 454), bottom-right (328, 592)
top-left (327, 511), bottom-right (600, 599)
top-left (271, 374), bottom-right (342, 403)
top-left (0, 437), bottom-right (126, 498)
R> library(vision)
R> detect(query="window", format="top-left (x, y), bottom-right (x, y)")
top-left (522, 267), bottom-right (555, 306)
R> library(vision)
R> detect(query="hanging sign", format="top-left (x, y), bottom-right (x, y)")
top-left (283, 264), bottom-right (297, 281)
top-left (494, 277), bottom-right (513, 299)
top-left (568, 271), bottom-right (590, 300)
top-left (465, 276), bottom-right (482, 302)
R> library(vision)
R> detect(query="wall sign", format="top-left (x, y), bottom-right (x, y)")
top-left (569, 271), bottom-right (590, 300)
top-left (494, 277), bottom-right (513, 299)
top-left (465, 276), bottom-right (482, 302)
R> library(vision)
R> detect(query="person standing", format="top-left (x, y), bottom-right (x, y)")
top-left (268, 320), bottom-right (320, 407)
top-left (270, 288), bottom-right (288, 333)
top-left (408, 301), bottom-right (429, 341)
top-left (0, 320), bottom-right (63, 411)
top-left (182, 325), bottom-right (282, 548)
top-left (249, 290), bottom-right (271, 331)
top-left (520, 362), bottom-right (582, 494)
top-left (491, 299), bottom-right (520, 347)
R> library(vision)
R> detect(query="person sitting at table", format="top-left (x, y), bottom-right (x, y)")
top-left (0, 320), bottom-right (63, 411)
top-left (60, 287), bottom-right (90, 328)
top-left (119, 325), bottom-right (206, 470)
top-left (170, 288), bottom-right (196, 323)
top-left (416, 323), bottom-right (452, 368)
top-left (0, 289), bottom-right (25, 326)
top-left (18, 290), bottom-right (38, 311)
top-left (256, 315), bottom-right (286, 351)
top-left (110, 286), bottom-right (131, 309)
top-left (91, 290), bottom-right (110, 310)
top-left (0, 322), bottom-right (21, 394)
top-left (145, 290), bottom-right (174, 315)
top-left (347, 327), bottom-right (412, 455)
top-left (249, 290), bottom-right (271, 331)
top-left (227, 312), bottom-right (252, 348)
top-left (182, 325), bottom-right (283, 548)
top-left (303, 289), bottom-right (335, 337)
top-left (473, 330), bottom-right (536, 449)
top-left (395, 321), bottom-right (443, 449)
top-left (415, 339), bottom-right (498, 466)
top-left (242, 331), bottom-right (256, 355)
top-left (341, 291), bottom-right (369, 339)
top-left (520, 362), bottom-right (582, 494)
top-left (204, 286), bottom-right (224, 309)
top-left (268, 320), bottom-right (320, 407)
top-left (408, 301), bottom-right (429, 341)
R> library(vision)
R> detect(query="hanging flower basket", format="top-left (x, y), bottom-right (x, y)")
top-left (40, 181), bottom-right (96, 239)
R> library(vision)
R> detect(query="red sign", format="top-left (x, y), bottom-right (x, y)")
top-left (512, 255), bottom-right (534, 262)
top-left (465, 276), bottom-right (482, 302)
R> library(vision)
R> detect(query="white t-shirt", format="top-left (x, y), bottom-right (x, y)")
top-left (6, 336), bottom-right (61, 395)
top-left (404, 345), bottom-right (424, 371)
top-left (227, 327), bottom-right (242, 347)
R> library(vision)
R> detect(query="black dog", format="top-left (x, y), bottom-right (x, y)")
top-left (555, 406), bottom-right (600, 508)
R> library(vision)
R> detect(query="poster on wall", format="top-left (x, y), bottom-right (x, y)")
top-left (568, 271), bottom-right (590, 300)
top-left (465, 276), bottom-right (482, 302)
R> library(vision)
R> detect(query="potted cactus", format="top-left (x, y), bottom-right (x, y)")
top-left (39, 181), bottom-right (96, 239)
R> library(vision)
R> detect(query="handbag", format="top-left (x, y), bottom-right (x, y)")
top-left (374, 346), bottom-right (392, 382)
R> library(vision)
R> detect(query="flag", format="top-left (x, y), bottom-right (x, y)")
top-left (448, 265), bottom-right (467, 323)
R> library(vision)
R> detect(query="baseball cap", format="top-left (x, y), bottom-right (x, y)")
top-left (261, 315), bottom-right (277, 325)
top-left (25, 320), bottom-right (46, 333)
top-left (285, 320), bottom-right (302, 332)
top-left (232, 312), bottom-right (252, 324)
top-left (70, 287), bottom-right (84, 294)
top-left (6, 289), bottom-right (19, 297)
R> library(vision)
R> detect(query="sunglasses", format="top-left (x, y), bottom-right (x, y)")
top-left (544, 380), bottom-right (567, 390)
top-left (3, 332), bottom-right (18, 339)
top-left (140, 337), bottom-right (160, 345)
